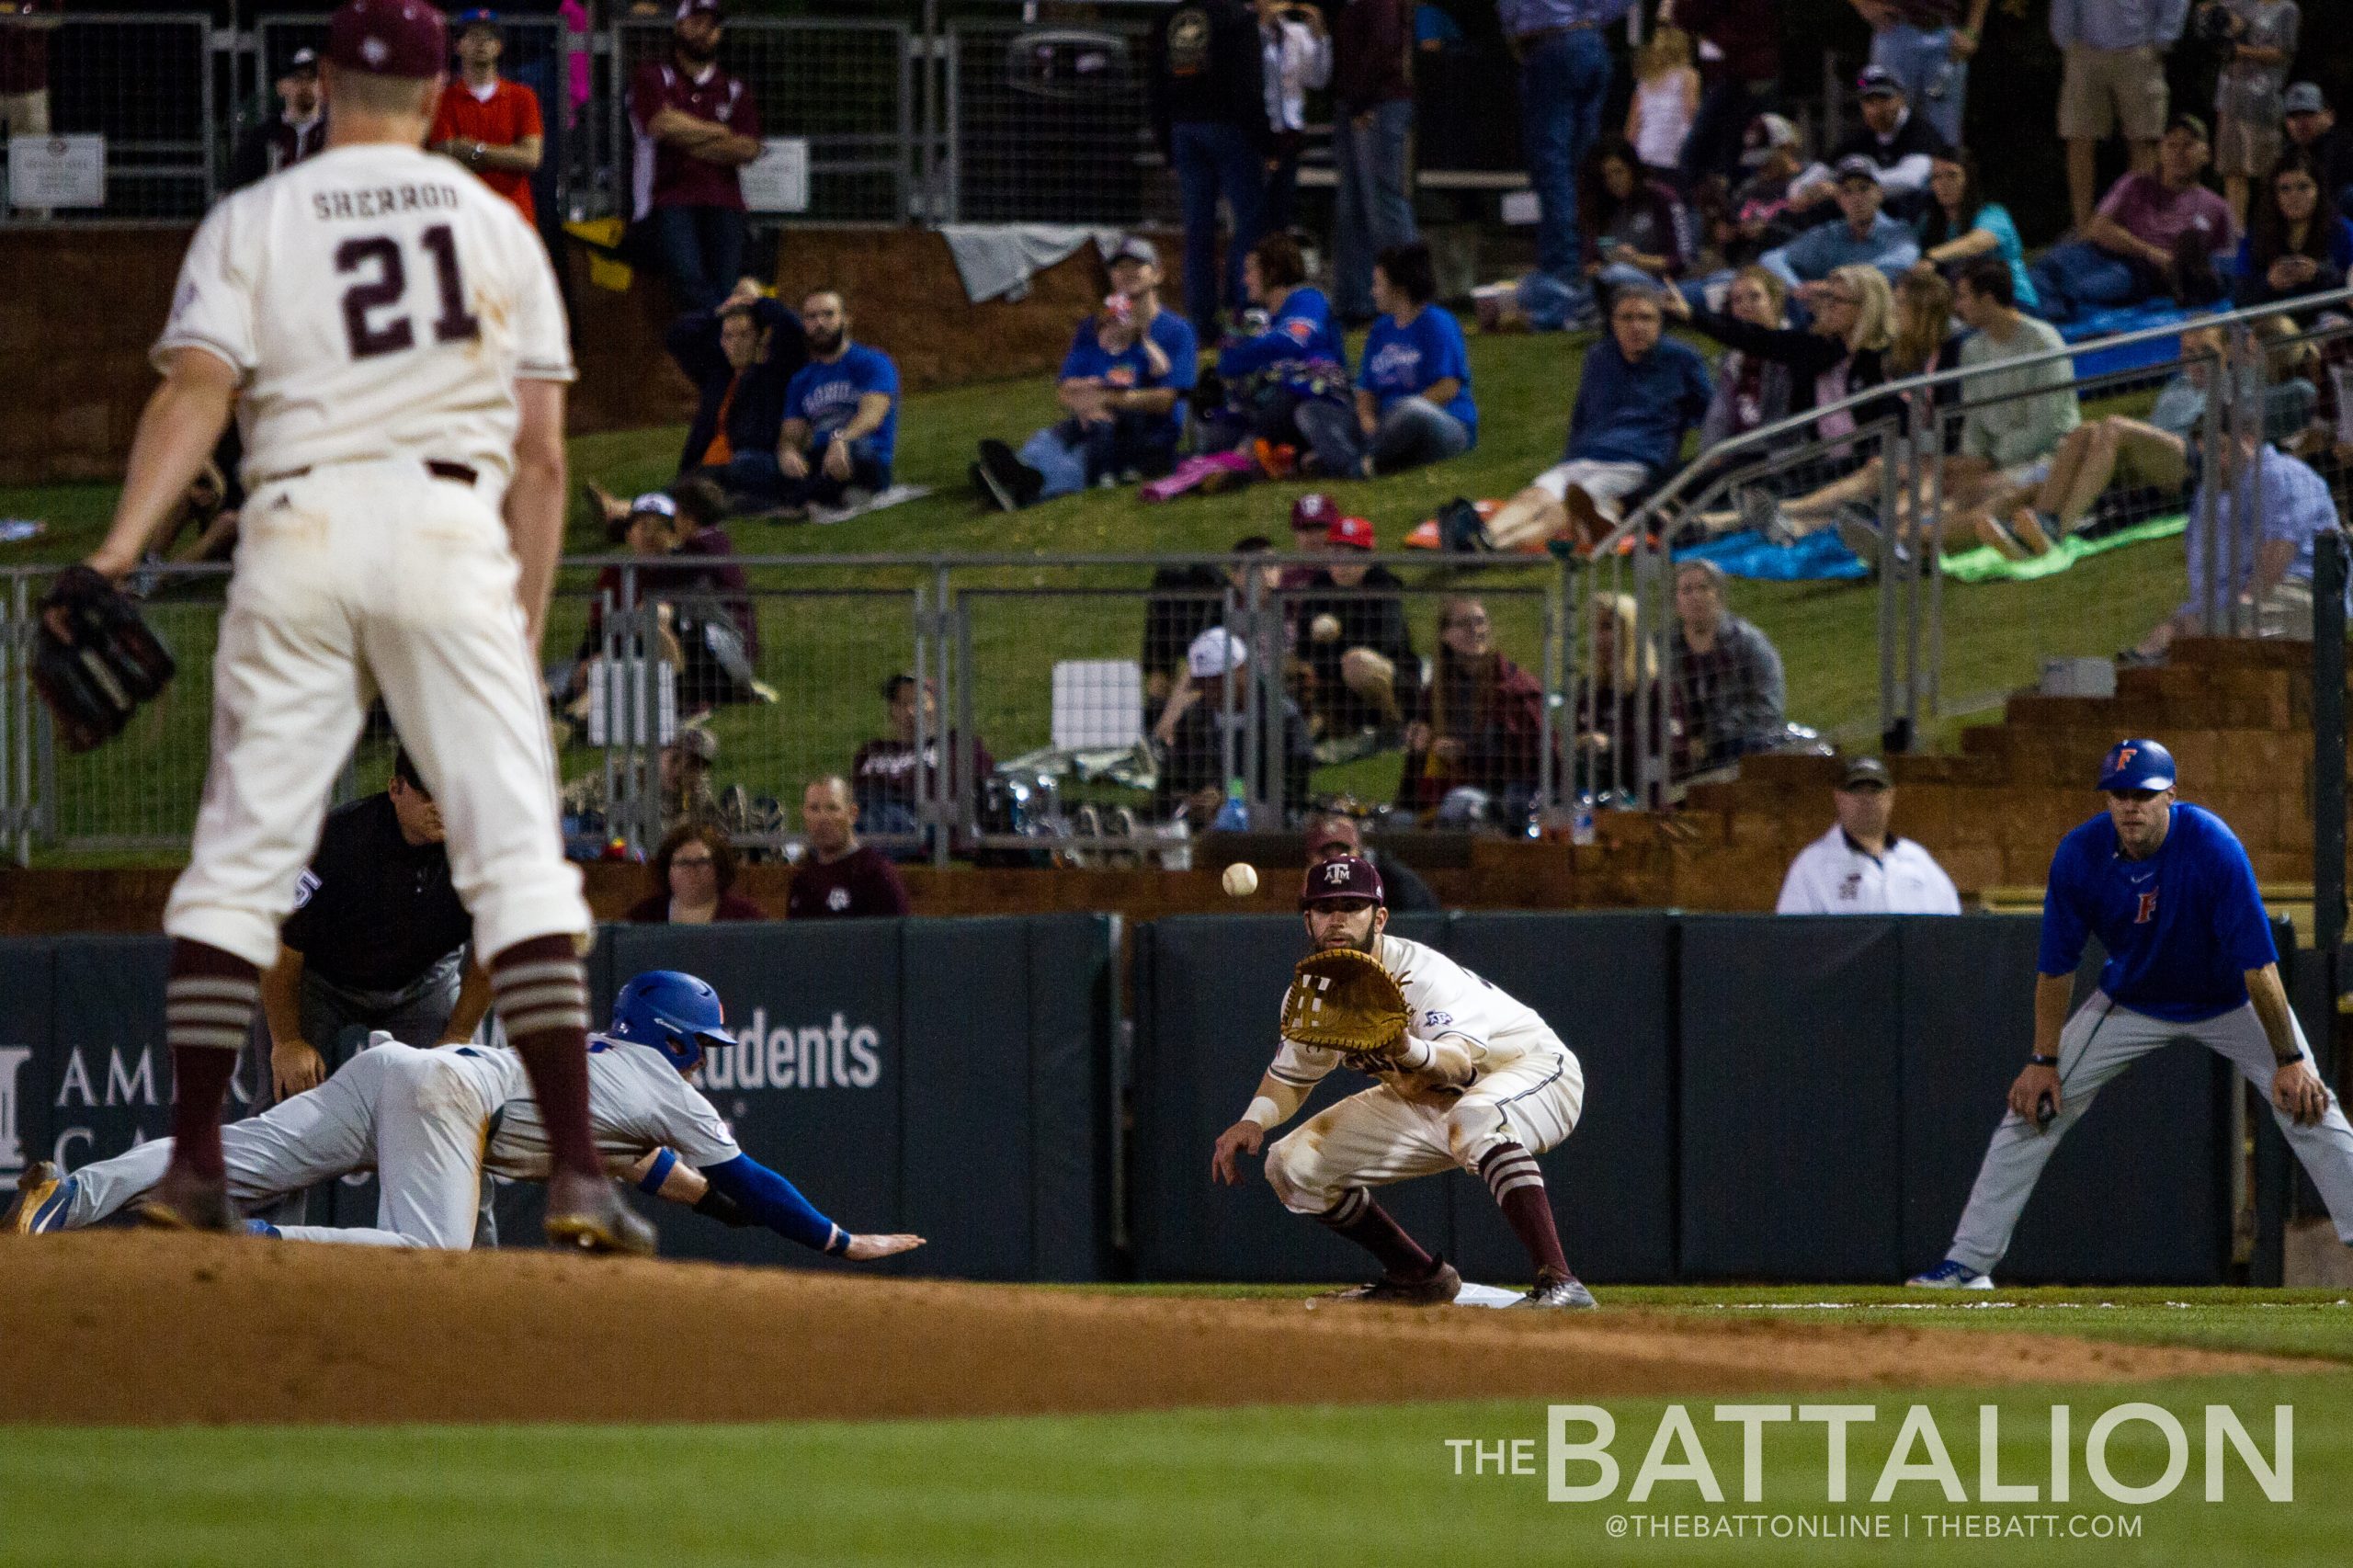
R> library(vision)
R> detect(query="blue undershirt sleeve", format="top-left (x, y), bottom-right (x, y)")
top-left (700, 1155), bottom-right (847, 1255)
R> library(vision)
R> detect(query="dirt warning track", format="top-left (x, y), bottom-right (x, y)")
top-left (0, 1235), bottom-right (2306, 1426)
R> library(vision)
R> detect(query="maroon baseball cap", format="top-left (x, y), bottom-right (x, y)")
top-left (1300, 854), bottom-right (1386, 909)
top-left (329, 0), bottom-right (449, 78)
top-left (1328, 515), bottom-right (1375, 551)
top-left (1290, 492), bottom-right (1339, 532)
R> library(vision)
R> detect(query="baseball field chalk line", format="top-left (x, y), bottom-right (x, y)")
top-left (1699, 1301), bottom-right (2352, 1312)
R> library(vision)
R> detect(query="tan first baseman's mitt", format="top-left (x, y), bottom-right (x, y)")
top-left (1281, 948), bottom-right (1411, 1057)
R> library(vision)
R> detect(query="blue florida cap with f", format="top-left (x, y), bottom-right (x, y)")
top-left (609, 969), bottom-right (736, 1073)
top-left (2097, 738), bottom-right (2177, 792)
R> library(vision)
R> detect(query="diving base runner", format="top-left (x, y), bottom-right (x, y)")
top-left (1911, 738), bottom-right (2353, 1289)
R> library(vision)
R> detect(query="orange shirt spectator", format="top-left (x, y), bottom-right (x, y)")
top-left (429, 10), bottom-right (545, 224)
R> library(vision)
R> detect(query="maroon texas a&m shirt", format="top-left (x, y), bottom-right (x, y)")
top-left (787, 846), bottom-right (912, 920)
top-left (628, 55), bottom-right (760, 217)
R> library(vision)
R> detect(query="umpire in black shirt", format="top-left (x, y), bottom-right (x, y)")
top-left (262, 748), bottom-right (492, 1099)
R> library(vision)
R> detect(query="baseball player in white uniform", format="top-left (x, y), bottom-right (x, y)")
top-left (1210, 857), bottom-right (1596, 1308)
top-left (9, 971), bottom-right (926, 1263)
top-left (73, 1), bottom-right (647, 1250)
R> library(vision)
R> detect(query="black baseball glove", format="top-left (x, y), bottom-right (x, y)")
top-left (31, 565), bottom-right (176, 753)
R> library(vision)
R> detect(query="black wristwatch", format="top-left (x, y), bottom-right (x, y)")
top-left (2028, 1053), bottom-right (2059, 1069)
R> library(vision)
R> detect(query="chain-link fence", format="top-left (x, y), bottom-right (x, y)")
top-left (937, 8), bottom-right (1167, 228)
top-left (1, 13), bottom-right (211, 221)
top-left (0, 552), bottom-right (1577, 867)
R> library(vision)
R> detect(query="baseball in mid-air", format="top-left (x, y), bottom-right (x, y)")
top-left (1222, 861), bottom-right (1259, 898)
top-left (1310, 613), bottom-right (1342, 643)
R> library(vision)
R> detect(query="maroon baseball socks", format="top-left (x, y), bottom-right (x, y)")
top-left (1480, 1142), bottom-right (1573, 1282)
top-left (148, 938), bottom-right (262, 1227)
top-left (1317, 1186), bottom-right (1443, 1282)
top-left (490, 936), bottom-right (600, 1179)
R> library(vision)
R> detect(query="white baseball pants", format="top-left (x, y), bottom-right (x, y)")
top-left (165, 459), bottom-right (589, 970)
top-left (62, 1041), bottom-right (494, 1248)
top-left (1266, 1044), bottom-right (1585, 1213)
top-left (1946, 991), bottom-right (2353, 1274)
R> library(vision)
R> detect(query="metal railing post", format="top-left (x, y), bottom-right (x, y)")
top-left (1877, 424), bottom-right (1904, 750)
top-left (2197, 336), bottom-right (2227, 636)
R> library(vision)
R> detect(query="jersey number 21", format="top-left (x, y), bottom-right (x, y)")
top-left (336, 224), bottom-right (481, 358)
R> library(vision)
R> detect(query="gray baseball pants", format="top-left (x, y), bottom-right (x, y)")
top-left (1947, 991), bottom-right (2353, 1273)
top-left (62, 1041), bottom-right (491, 1248)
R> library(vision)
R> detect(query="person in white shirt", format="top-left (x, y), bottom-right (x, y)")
top-left (1255, 0), bottom-right (1332, 235)
top-left (1777, 756), bottom-right (1963, 915)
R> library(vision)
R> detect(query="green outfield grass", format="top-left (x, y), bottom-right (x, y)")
top-left (0, 330), bottom-right (2191, 854)
top-left (0, 1372), bottom-right (2341, 1567)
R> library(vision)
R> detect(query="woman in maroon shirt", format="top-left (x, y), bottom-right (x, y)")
top-left (627, 822), bottom-right (770, 924)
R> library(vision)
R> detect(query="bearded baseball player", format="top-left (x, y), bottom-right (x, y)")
top-left (1210, 856), bottom-right (1596, 1308)
top-left (1911, 738), bottom-right (2353, 1288)
top-left (66, 1), bottom-right (646, 1249)
top-left (8, 971), bottom-right (926, 1264)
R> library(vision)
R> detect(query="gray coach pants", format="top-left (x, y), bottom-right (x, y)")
top-left (1948, 991), bottom-right (2353, 1274)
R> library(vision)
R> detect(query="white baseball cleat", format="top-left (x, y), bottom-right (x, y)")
top-left (1906, 1259), bottom-right (1995, 1290)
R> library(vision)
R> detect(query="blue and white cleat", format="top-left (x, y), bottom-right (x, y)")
top-left (4, 1161), bottom-right (74, 1235)
top-left (1906, 1258), bottom-right (1995, 1290)
top-left (244, 1219), bottom-right (282, 1239)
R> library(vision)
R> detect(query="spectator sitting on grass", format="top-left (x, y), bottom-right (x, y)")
top-left (1760, 156), bottom-right (1924, 291)
top-left (1141, 538), bottom-right (1261, 714)
top-left (1783, 66), bottom-right (1949, 222)
top-left (775, 290), bottom-right (900, 518)
top-left (1306, 810), bottom-right (1440, 911)
top-left (1289, 507), bottom-right (1418, 760)
top-left (1915, 150), bottom-right (2038, 312)
top-left (627, 820), bottom-right (769, 924)
top-left (1694, 267), bottom-right (1793, 450)
top-left (1199, 231), bottom-right (1351, 475)
top-left (1662, 265), bottom-right (1893, 543)
top-left (1992, 321), bottom-right (2316, 559)
top-left (1582, 139), bottom-right (1694, 308)
top-left (2232, 150), bottom-right (2353, 312)
top-left (1463, 286), bottom-right (1711, 554)
top-left (1711, 112), bottom-right (1807, 268)
top-left (789, 777), bottom-right (913, 919)
top-left (1671, 560), bottom-right (1786, 776)
top-left (660, 275), bottom-right (806, 514)
top-left (2028, 115), bottom-right (2235, 324)
top-left (1572, 590), bottom-right (1679, 795)
top-left (972, 238), bottom-right (1199, 510)
top-left (2130, 427), bottom-right (2345, 660)
top-left (1153, 627), bottom-right (1312, 826)
top-left (849, 673), bottom-right (995, 852)
top-left (572, 486), bottom-right (767, 713)
top-left (1906, 257), bottom-right (2081, 561)
top-left (1293, 241), bottom-right (1475, 479)
top-left (1397, 597), bottom-right (1545, 827)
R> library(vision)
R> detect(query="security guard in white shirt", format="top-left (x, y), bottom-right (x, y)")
top-left (1777, 756), bottom-right (1962, 915)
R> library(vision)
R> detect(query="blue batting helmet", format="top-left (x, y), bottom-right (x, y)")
top-left (609, 970), bottom-right (735, 1073)
top-left (2097, 738), bottom-right (2177, 792)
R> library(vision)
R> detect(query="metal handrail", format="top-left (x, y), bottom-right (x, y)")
top-left (1608, 282), bottom-right (2353, 552)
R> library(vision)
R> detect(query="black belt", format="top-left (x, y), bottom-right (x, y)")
top-left (256, 458), bottom-right (479, 488)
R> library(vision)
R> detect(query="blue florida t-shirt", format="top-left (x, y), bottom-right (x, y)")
top-left (785, 343), bottom-right (901, 467)
top-left (1358, 305), bottom-right (1477, 443)
top-left (2037, 803), bottom-right (2279, 1022)
top-left (1059, 308), bottom-right (1199, 447)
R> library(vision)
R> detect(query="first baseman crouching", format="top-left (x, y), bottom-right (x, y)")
top-left (1211, 856), bottom-right (1596, 1308)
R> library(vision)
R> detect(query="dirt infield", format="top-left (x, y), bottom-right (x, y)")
top-left (0, 1235), bottom-right (2305, 1426)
